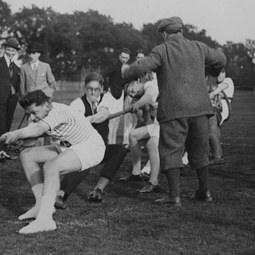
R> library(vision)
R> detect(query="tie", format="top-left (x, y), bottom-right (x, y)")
top-left (9, 62), bottom-right (16, 95)
top-left (32, 63), bottom-right (37, 70)
top-left (92, 101), bottom-right (97, 114)
top-left (9, 62), bottom-right (14, 77)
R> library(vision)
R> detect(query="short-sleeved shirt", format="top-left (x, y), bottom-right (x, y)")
top-left (43, 102), bottom-right (97, 145)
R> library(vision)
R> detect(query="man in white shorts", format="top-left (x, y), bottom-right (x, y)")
top-left (0, 90), bottom-right (105, 234)
top-left (119, 73), bottom-right (160, 193)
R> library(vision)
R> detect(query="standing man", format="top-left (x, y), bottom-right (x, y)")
top-left (123, 17), bottom-right (226, 206)
top-left (20, 42), bottom-right (56, 98)
top-left (0, 90), bottom-right (105, 234)
top-left (104, 48), bottom-right (130, 144)
top-left (0, 38), bottom-right (21, 158)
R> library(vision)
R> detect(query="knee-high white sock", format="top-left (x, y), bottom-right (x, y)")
top-left (18, 183), bottom-right (43, 220)
top-left (36, 195), bottom-right (56, 221)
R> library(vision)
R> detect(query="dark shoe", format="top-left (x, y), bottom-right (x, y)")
top-left (138, 182), bottom-right (160, 193)
top-left (193, 189), bottom-right (213, 202)
top-left (209, 157), bottom-right (224, 166)
top-left (154, 196), bottom-right (182, 207)
top-left (88, 188), bottom-right (103, 203)
top-left (54, 196), bottom-right (66, 209)
top-left (141, 172), bottom-right (150, 181)
top-left (119, 174), bottom-right (144, 182)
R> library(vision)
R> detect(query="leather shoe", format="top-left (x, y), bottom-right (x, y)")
top-left (193, 189), bottom-right (213, 202)
top-left (209, 157), bottom-right (224, 166)
top-left (154, 196), bottom-right (181, 207)
top-left (119, 174), bottom-right (144, 182)
top-left (138, 182), bottom-right (160, 193)
top-left (88, 188), bottom-right (103, 203)
top-left (54, 195), bottom-right (66, 209)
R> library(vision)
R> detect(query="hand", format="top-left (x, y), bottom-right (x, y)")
top-left (1, 132), bottom-right (19, 144)
top-left (130, 103), bottom-right (140, 113)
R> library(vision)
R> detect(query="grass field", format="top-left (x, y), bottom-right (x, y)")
top-left (0, 85), bottom-right (255, 255)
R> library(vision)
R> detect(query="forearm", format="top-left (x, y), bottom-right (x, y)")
top-left (90, 107), bottom-right (110, 123)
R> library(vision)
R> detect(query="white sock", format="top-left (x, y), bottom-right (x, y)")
top-left (36, 195), bottom-right (56, 221)
top-left (18, 198), bottom-right (41, 220)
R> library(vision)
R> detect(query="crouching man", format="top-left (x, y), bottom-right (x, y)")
top-left (0, 90), bottom-right (105, 234)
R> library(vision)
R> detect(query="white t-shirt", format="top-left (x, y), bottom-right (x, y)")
top-left (43, 102), bottom-right (97, 145)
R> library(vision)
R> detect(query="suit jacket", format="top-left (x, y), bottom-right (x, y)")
top-left (0, 56), bottom-right (20, 103)
top-left (123, 34), bottom-right (226, 123)
top-left (20, 61), bottom-right (56, 98)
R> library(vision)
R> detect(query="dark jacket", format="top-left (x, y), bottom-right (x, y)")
top-left (123, 34), bottom-right (226, 123)
top-left (0, 56), bottom-right (20, 103)
top-left (104, 61), bottom-right (125, 99)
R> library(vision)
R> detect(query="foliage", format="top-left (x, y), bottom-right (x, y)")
top-left (1, 0), bottom-right (255, 89)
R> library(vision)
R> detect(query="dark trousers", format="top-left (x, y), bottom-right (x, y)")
top-left (0, 94), bottom-right (19, 150)
top-left (60, 144), bottom-right (128, 196)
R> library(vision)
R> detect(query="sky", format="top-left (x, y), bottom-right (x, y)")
top-left (5, 0), bottom-right (255, 45)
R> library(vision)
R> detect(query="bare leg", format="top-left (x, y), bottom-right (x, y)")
top-left (19, 149), bottom-right (82, 234)
top-left (146, 136), bottom-right (160, 185)
top-left (18, 146), bottom-right (59, 220)
top-left (129, 127), bottom-right (150, 175)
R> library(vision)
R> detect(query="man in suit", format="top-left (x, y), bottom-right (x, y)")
top-left (123, 17), bottom-right (226, 206)
top-left (20, 42), bottom-right (56, 98)
top-left (0, 37), bottom-right (21, 158)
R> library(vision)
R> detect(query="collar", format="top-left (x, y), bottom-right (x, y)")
top-left (30, 60), bottom-right (39, 67)
top-left (4, 54), bottom-right (11, 67)
top-left (86, 95), bottom-right (100, 105)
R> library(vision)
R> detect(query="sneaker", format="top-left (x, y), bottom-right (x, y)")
top-left (88, 188), bottom-right (103, 203)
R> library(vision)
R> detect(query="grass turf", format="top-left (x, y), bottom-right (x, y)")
top-left (0, 87), bottom-right (255, 255)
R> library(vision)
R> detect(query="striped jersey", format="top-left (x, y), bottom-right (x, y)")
top-left (42, 102), bottom-right (97, 145)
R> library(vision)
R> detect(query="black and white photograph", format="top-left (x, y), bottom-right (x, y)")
top-left (0, 0), bottom-right (254, 254)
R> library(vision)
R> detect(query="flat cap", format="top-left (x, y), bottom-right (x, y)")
top-left (158, 16), bottom-right (183, 33)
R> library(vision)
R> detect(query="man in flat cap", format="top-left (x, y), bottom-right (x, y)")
top-left (123, 16), bottom-right (226, 206)
top-left (0, 38), bottom-right (21, 160)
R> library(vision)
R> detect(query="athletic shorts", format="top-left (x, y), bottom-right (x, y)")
top-left (147, 123), bottom-right (160, 138)
top-left (58, 131), bottom-right (105, 171)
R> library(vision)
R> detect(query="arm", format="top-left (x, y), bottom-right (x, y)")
top-left (1, 121), bottom-right (50, 144)
top-left (123, 47), bottom-right (162, 83)
top-left (45, 64), bottom-right (56, 97)
top-left (209, 82), bottom-right (229, 99)
top-left (89, 107), bottom-right (110, 124)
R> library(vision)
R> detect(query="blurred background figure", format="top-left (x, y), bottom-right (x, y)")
top-left (104, 48), bottom-right (130, 144)
top-left (0, 37), bottom-right (21, 160)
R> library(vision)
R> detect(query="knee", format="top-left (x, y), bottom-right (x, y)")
top-left (19, 147), bottom-right (35, 162)
top-left (43, 161), bottom-right (56, 175)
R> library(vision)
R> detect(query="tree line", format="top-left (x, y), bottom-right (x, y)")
top-left (1, 0), bottom-right (254, 89)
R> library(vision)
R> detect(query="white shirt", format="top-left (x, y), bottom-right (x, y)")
top-left (70, 93), bottom-right (113, 115)
top-left (42, 102), bottom-right (97, 144)
top-left (30, 60), bottom-right (39, 70)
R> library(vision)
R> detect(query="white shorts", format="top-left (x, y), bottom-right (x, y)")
top-left (146, 123), bottom-right (160, 138)
top-left (58, 131), bottom-right (105, 171)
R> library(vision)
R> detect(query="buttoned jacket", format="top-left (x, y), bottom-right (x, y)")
top-left (0, 56), bottom-right (20, 103)
top-left (20, 61), bottom-right (56, 98)
top-left (123, 34), bottom-right (226, 123)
